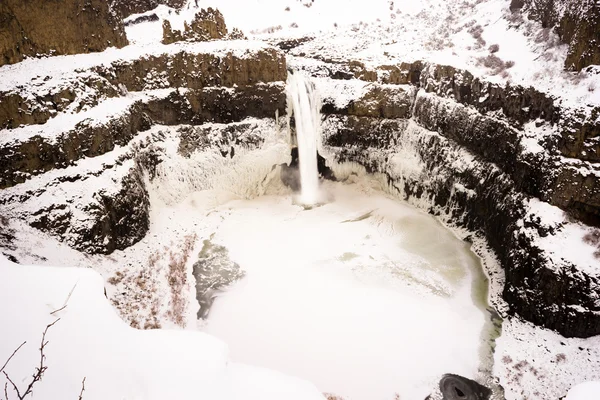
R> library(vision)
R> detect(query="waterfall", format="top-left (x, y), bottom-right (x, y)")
top-left (286, 71), bottom-right (321, 205)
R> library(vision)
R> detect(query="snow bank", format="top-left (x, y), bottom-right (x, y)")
top-left (566, 382), bottom-right (600, 400)
top-left (0, 255), bottom-right (324, 400)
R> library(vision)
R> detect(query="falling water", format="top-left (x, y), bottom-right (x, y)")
top-left (287, 71), bottom-right (321, 205)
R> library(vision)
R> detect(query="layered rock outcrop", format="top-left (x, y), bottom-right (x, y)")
top-left (304, 58), bottom-right (600, 338)
top-left (0, 0), bottom-right (128, 67)
top-left (0, 42), bottom-right (287, 254)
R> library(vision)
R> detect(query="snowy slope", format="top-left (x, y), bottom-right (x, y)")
top-left (195, 0), bottom-right (600, 107)
top-left (0, 255), bottom-right (325, 400)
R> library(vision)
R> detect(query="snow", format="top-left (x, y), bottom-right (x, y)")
top-left (197, 180), bottom-right (494, 400)
top-left (495, 318), bottom-right (600, 400)
top-left (0, 39), bottom-right (276, 94)
top-left (520, 198), bottom-right (600, 277)
top-left (566, 382), bottom-right (600, 400)
top-left (188, 0), bottom-right (600, 108)
top-left (1, 0), bottom-right (600, 399)
top-left (0, 255), bottom-right (325, 400)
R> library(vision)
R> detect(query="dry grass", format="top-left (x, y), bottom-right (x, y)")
top-left (166, 233), bottom-right (198, 327)
top-left (108, 254), bottom-right (162, 330)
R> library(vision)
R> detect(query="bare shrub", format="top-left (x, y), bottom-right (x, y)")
top-left (555, 353), bottom-right (567, 363)
top-left (489, 44), bottom-right (500, 53)
top-left (107, 271), bottom-right (124, 285)
top-left (468, 24), bottom-right (486, 48)
top-left (290, 22), bottom-right (299, 28)
top-left (110, 252), bottom-right (162, 330)
top-left (284, 6), bottom-right (290, 11)
top-left (1, 319), bottom-right (84, 400)
top-left (477, 54), bottom-right (515, 75)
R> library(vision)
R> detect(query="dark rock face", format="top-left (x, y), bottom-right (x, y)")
top-left (163, 8), bottom-right (227, 44)
top-left (124, 13), bottom-right (159, 27)
top-left (97, 48), bottom-right (287, 91)
top-left (0, 43), bottom-right (288, 257)
top-left (315, 56), bottom-right (600, 337)
top-left (322, 113), bottom-right (600, 338)
top-left (517, 0), bottom-right (600, 71)
top-left (192, 239), bottom-right (245, 319)
top-left (27, 163), bottom-right (150, 254)
top-left (0, 46), bottom-right (287, 132)
top-left (177, 120), bottom-right (267, 158)
top-left (0, 103), bottom-right (152, 188)
top-left (0, 0), bottom-right (128, 67)
top-left (0, 76), bottom-right (119, 130)
top-left (280, 147), bottom-right (335, 191)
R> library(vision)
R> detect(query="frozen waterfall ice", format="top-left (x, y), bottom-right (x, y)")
top-left (287, 71), bottom-right (321, 205)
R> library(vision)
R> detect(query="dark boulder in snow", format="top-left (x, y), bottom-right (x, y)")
top-left (439, 374), bottom-right (491, 400)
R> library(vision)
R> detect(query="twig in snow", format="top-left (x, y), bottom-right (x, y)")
top-left (78, 377), bottom-right (86, 400)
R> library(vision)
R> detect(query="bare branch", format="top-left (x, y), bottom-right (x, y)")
top-left (2, 318), bottom-right (61, 400)
top-left (3, 371), bottom-right (21, 399)
top-left (78, 377), bottom-right (86, 400)
top-left (20, 319), bottom-right (60, 399)
top-left (50, 282), bottom-right (78, 315)
top-left (4, 381), bottom-right (9, 400)
top-left (0, 342), bottom-right (26, 374)
top-left (49, 305), bottom-right (67, 316)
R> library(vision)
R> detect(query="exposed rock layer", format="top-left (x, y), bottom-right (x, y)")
top-left (513, 0), bottom-right (600, 71)
top-left (0, 0), bottom-right (128, 67)
top-left (314, 58), bottom-right (600, 338)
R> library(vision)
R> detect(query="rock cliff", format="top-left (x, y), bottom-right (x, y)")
top-left (0, 0), bottom-right (128, 67)
top-left (512, 0), bottom-right (600, 71)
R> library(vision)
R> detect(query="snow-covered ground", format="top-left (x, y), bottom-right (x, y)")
top-left (1, 0), bottom-right (600, 399)
top-left (190, 0), bottom-right (599, 107)
top-left (200, 180), bottom-right (495, 400)
top-left (0, 256), bottom-right (325, 400)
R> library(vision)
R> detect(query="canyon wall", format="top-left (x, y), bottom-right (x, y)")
top-left (0, 0), bottom-right (128, 67)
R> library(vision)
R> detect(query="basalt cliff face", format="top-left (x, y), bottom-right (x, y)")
top-left (284, 55), bottom-right (600, 338)
top-left (0, 40), bottom-right (286, 254)
top-left (0, 0), bottom-right (599, 345)
top-left (511, 0), bottom-right (600, 71)
top-left (0, 0), bottom-right (128, 67)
